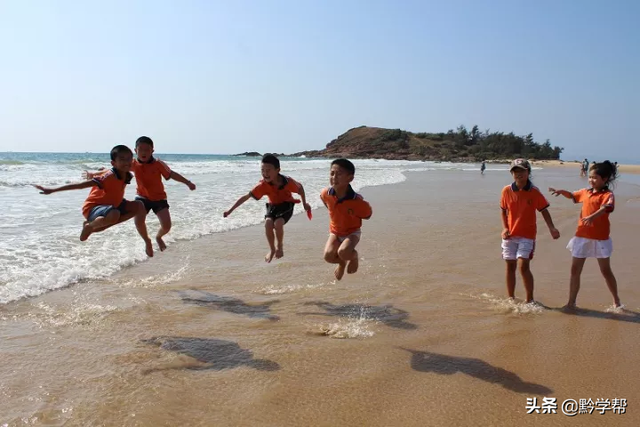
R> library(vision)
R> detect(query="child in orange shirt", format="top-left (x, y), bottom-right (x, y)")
top-left (86, 136), bottom-right (196, 256)
top-left (320, 159), bottom-right (372, 280)
top-left (33, 145), bottom-right (151, 252)
top-left (549, 160), bottom-right (621, 309)
top-left (130, 136), bottom-right (195, 254)
top-left (500, 159), bottom-right (560, 303)
top-left (224, 154), bottom-right (311, 262)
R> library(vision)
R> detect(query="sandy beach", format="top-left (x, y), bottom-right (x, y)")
top-left (530, 160), bottom-right (640, 175)
top-left (1, 166), bottom-right (639, 426)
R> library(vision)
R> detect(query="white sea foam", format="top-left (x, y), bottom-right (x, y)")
top-left (0, 154), bottom-right (483, 303)
top-left (472, 292), bottom-right (546, 315)
top-left (312, 319), bottom-right (376, 339)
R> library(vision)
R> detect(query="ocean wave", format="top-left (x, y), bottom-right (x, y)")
top-left (0, 160), bottom-right (25, 166)
top-left (0, 159), bottom-right (411, 304)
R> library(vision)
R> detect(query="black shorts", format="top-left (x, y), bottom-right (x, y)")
top-left (265, 202), bottom-right (294, 224)
top-left (136, 197), bottom-right (170, 214)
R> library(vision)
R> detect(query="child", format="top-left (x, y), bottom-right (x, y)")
top-left (224, 153), bottom-right (311, 262)
top-left (320, 159), bottom-right (372, 280)
top-left (500, 158), bottom-right (560, 303)
top-left (481, 160), bottom-right (486, 175)
top-left (34, 145), bottom-right (153, 254)
top-left (549, 161), bottom-right (621, 309)
top-left (85, 136), bottom-right (197, 255)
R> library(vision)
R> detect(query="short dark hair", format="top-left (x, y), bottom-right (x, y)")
top-left (261, 153), bottom-right (280, 169)
top-left (590, 160), bottom-right (618, 186)
top-left (110, 145), bottom-right (133, 161)
top-left (331, 158), bottom-right (355, 175)
top-left (136, 136), bottom-right (154, 148)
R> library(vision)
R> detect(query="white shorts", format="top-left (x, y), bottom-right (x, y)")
top-left (333, 230), bottom-right (361, 243)
top-left (501, 237), bottom-right (535, 261)
top-left (567, 236), bottom-right (613, 258)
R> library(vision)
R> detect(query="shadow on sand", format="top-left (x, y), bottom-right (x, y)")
top-left (178, 290), bottom-right (280, 321)
top-left (299, 301), bottom-right (418, 330)
top-left (401, 348), bottom-right (552, 395)
top-left (142, 336), bottom-right (280, 373)
top-left (555, 307), bottom-right (640, 324)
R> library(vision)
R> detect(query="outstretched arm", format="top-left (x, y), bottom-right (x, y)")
top-left (82, 167), bottom-right (107, 180)
top-left (548, 188), bottom-right (574, 200)
top-left (224, 193), bottom-right (252, 217)
top-left (34, 180), bottom-right (96, 195)
top-left (540, 209), bottom-right (560, 239)
top-left (296, 184), bottom-right (311, 212)
top-left (170, 171), bottom-right (196, 191)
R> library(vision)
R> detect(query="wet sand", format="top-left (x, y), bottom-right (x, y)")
top-left (1, 167), bottom-right (639, 426)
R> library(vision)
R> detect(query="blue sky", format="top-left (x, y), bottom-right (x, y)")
top-left (0, 0), bottom-right (638, 161)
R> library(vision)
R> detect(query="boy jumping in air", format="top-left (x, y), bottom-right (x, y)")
top-left (224, 153), bottom-right (311, 262)
top-left (320, 159), bottom-right (372, 280)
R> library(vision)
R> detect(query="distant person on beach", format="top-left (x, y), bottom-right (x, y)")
top-left (500, 158), bottom-right (560, 303)
top-left (481, 160), bottom-right (486, 175)
top-left (33, 145), bottom-right (151, 251)
top-left (85, 136), bottom-right (196, 256)
top-left (224, 153), bottom-right (311, 262)
top-left (320, 159), bottom-right (372, 280)
top-left (549, 161), bottom-right (621, 309)
top-left (581, 159), bottom-right (589, 177)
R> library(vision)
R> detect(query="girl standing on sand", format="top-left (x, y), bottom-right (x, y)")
top-left (549, 161), bottom-right (621, 309)
top-left (500, 159), bottom-right (560, 303)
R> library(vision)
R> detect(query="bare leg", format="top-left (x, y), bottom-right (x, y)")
top-left (91, 209), bottom-right (137, 234)
top-left (128, 201), bottom-right (153, 257)
top-left (323, 235), bottom-right (345, 280)
top-left (597, 258), bottom-right (621, 307)
top-left (338, 234), bottom-right (361, 275)
top-left (155, 208), bottom-right (171, 252)
top-left (566, 257), bottom-right (586, 309)
top-left (519, 258), bottom-right (534, 303)
top-left (81, 210), bottom-right (121, 241)
top-left (274, 218), bottom-right (285, 259)
top-left (505, 260), bottom-right (517, 299)
top-left (264, 218), bottom-right (276, 263)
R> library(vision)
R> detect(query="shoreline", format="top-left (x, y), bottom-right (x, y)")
top-left (2, 167), bottom-right (640, 425)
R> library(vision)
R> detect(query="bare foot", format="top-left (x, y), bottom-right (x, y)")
top-left (334, 262), bottom-right (346, 281)
top-left (79, 222), bottom-right (92, 241)
top-left (144, 239), bottom-right (154, 257)
top-left (156, 236), bottom-right (167, 252)
top-left (561, 303), bottom-right (576, 312)
top-left (265, 249), bottom-right (276, 263)
top-left (275, 246), bottom-right (283, 259)
top-left (347, 253), bottom-right (359, 274)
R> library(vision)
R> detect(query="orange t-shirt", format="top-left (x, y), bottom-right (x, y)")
top-left (572, 188), bottom-right (615, 240)
top-left (320, 186), bottom-right (372, 236)
top-left (500, 181), bottom-right (550, 240)
top-left (250, 175), bottom-right (301, 205)
top-left (131, 157), bottom-right (172, 201)
top-left (82, 168), bottom-right (132, 219)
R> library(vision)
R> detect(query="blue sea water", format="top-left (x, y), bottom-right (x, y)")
top-left (2, 152), bottom-right (493, 304)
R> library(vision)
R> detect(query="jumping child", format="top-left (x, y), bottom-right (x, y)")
top-left (224, 153), bottom-right (311, 262)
